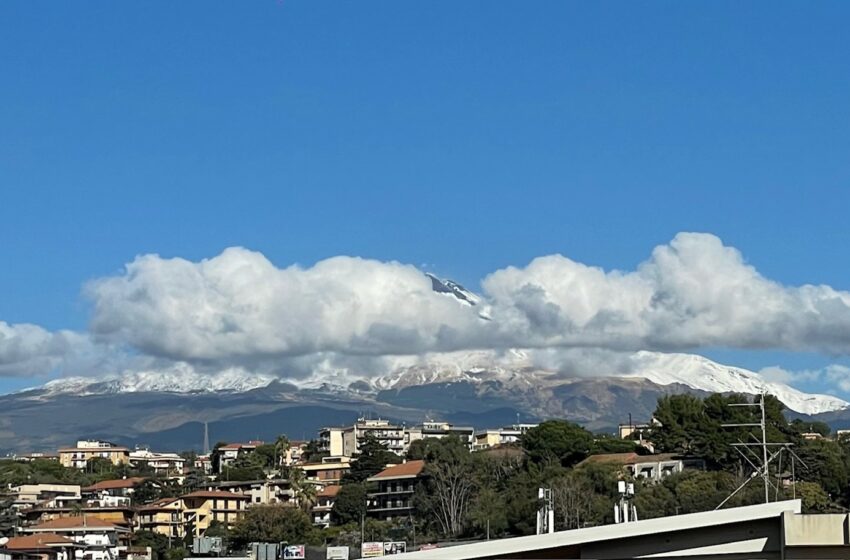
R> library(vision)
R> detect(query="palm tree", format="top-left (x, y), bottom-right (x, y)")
top-left (287, 466), bottom-right (317, 512)
top-left (274, 435), bottom-right (290, 473)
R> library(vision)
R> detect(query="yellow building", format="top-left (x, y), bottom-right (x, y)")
top-left (58, 440), bottom-right (129, 469)
top-left (137, 491), bottom-right (249, 539)
top-left (137, 497), bottom-right (183, 539)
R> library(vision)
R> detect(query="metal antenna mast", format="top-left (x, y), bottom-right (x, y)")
top-left (721, 393), bottom-right (770, 503)
top-left (716, 393), bottom-right (810, 510)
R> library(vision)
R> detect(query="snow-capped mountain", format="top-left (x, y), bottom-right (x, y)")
top-left (24, 349), bottom-right (847, 416)
top-left (622, 351), bottom-right (847, 416)
top-left (32, 367), bottom-right (276, 397)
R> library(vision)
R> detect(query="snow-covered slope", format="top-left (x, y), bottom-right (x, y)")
top-left (34, 367), bottom-right (276, 397)
top-left (22, 349), bottom-right (848, 416)
top-left (623, 351), bottom-right (847, 415)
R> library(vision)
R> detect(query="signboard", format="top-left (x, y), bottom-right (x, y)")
top-left (383, 542), bottom-right (406, 556)
top-left (326, 546), bottom-right (350, 560)
top-left (282, 545), bottom-right (305, 560)
top-left (361, 542), bottom-right (384, 558)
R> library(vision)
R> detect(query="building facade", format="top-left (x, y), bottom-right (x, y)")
top-left (58, 441), bottom-right (129, 469)
top-left (366, 460), bottom-right (425, 522)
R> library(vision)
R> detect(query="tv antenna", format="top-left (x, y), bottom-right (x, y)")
top-left (716, 393), bottom-right (808, 509)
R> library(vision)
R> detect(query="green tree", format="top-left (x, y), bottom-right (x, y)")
top-left (132, 530), bottom-right (170, 560)
top-left (795, 439), bottom-right (849, 498)
top-left (414, 437), bottom-right (476, 537)
top-left (302, 440), bottom-right (328, 464)
top-left (591, 436), bottom-right (642, 455)
top-left (522, 421), bottom-right (594, 468)
top-left (342, 435), bottom-right (400, 483)
top-left (229, 505), bottom-right (314, 547)
top-left (332, 483), bottom-right (368, 525)
top-left (468, 487), bottom-right (507, 537)
top-left (633, 481), bottom-right (677, 519)
top-left (0, 495), bottom-right (19, 537)
top-left (793, 481), bottom-right (831, 513)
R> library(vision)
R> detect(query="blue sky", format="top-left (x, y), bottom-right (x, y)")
top-left (2, 2), bottom-right (850, 395)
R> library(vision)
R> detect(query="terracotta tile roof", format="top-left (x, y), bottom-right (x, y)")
top-left (30, 516), bottom-right (118, 530)
top-left (181, 490), bottom-right (249, 500)
top-left (138, 497), bottom-right (179, 511)
top-left (5, 534), bottom-right (76, 549)
top-left (579, 452), bottom-right (683, 466)
top-left (317, 485), bottom-right (340, 498)
top-left (369, 460), bottom-right (425, 480)
top-left (83, 477), bottom-right (146, 491)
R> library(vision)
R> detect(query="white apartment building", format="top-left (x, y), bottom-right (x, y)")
top-left (129, 448), bottom-right (186, 474)
top-left (405, 421), bottom-right (475, 449)
top-left (320, 418), bottom-right (405, 457)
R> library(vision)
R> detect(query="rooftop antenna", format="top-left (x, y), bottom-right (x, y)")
top-left (614, 481), bottom-right (637, 524)
top-left (536, 488), bottom-right (554, 534)
top-left (716, 393), bottom-right (808, 509)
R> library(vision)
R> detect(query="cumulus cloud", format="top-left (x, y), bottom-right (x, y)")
top-left (85, 248), bottom-right (486, 363)
top-left (0, 322), bottom-right (85, 377)
top-left (8, 230), bottom-right (850, 389)
top-left (79, 233), bottom-right (850, 370)
top-left (484, 232), bottom-right (850, 353)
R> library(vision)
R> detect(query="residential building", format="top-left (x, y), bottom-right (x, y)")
top-left (81, 478), bottom-right (146, 508)
top-left (9, 484), bottom-right (81, 510)
top-left (137, 490), bottom-right (249, 540)
top-left (472, 423), bottom-right (538, 450)
top-left (283, 441), bottom-right (307, 466)
top-left (318, 428), bottom-right (345, 458)
top-left (9, 452), bottom-right (59, 463)
top-left (579, 452), bottom-right (704, 481)
top-left (58, 441), bottom-right (129, 469)
top-left (0, 533), bottom-right (78, 560)
top-left (128, 449), bottom-right (185, 474)
top-left (214, 441), bottom-right (263, 470)
top-left (617, 422), bottom-right (653, 440)
top-left (321, 418), bottom-right (405, 457)
top-left (20, 516), bottom-right (129, 560)
top-left (181, 490), bottom-right (249, 538)
top-left (300, 458), bottom-right (351, 484)
top-left (312, 485), bottom-right (340, 528)
top-left (136, 498), bottom-right (183, 540)
top-left (366, 460), bottom-right (425, 521)
top-left (206, 479), bottom-right (294, 506)
top-left (405, 422), bottom-right (475, 450)
top-left (194, 454), bottom-right (212, 474)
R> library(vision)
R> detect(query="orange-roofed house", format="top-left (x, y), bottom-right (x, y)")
top-left (1, 533), bottom-right (78, 560)
top-left (81, 477), bottom-right (146, 508)
top-left (366, 460), bottom-right (425, 521)
top-left (20, 516), bottom-right (128, 560)
top-left (578, 453), bottom-right (704, 481)
top-left (312, 485), bottom-right (340, 528)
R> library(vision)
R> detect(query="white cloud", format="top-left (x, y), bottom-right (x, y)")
top-left (85, 248), bottom-right (486, 363)
top-left (7, 231), bottom-right (850, 387)
top-left (0, 322), bottom-right (84, 377)
top-left (484, 232), bottom-right (850, 353)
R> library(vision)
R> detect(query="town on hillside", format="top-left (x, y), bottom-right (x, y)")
top-left (1, 394), bottom-right (848, 560)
